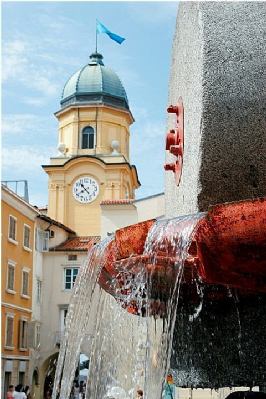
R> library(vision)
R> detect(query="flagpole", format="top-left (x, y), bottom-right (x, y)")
top-left (95, 20), bottom-right (98, 53)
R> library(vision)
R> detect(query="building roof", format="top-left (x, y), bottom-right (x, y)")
top-left (100, 199), bottom-right (135, 205)
top-left (37, 214), bottom-right (76, 234)
top-left (51, 236), bottom-right (101, 252)
top-left (134, 192), bottom-right (165, 202)
top-left (38, 206), bottom-right (48, 213)
top-left (61, 52), bottom-right (129, 111)
top-left (1, 184), bottom-right (40, 216)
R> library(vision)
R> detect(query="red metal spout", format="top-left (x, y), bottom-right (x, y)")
top-left (165, 98), bottom-right (184, 185)
top-left (195, 197), bottom-right (266, 292)
top-left (165, 129), bottom-right (176, 150)
top-left (97, 197), bottom-right (266, 316)
top-left (164, 163), bottom-right (176, 172)
top-left (167, 105), bottom-right (180, 114)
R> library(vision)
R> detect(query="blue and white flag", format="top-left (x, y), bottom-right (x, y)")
top-left (96, 20), bottom-right (125, 44)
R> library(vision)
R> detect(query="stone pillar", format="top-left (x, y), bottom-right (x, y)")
top-left (165, 2), bottom-right (266, 218)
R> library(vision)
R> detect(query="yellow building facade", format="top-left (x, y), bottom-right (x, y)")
top-left (42, 52), bottom-right (140, 236)
top-left (1, 186), bottom-right (37, 396)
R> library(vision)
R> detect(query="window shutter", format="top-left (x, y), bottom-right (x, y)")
top-left (6, 317), bottom-right (14, 347)
top-left (19, 320), bottom-right (23, 348)
top-left (43, 231), bottom-right (50, 252)
top-left (27, 321), bottom-right (35, 348)
top-left (35, 324), bottom-right (40, 348)
top-left (24, 226), bottom-right (30, 248)
top-left (9, 217), bottom-right (16, 240)
top-left (7, 266), bottom-right (14, 290)
top-left (22, 272), bottom-right (29, 296)
top-left (35, 229), bottom-right (49, 252)
top-left (36, 229), bottom-right (41, 251)
top-left (24, 321), bottom-right (28, 348)
top-left (10, 268), bottom-right (14, 290)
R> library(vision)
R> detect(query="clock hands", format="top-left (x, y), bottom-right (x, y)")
top-left (80, 183), bottom-right (91, 196)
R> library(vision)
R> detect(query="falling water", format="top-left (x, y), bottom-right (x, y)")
top-left (53, 213), bottom-right (205, 399)
top-left (143, 213), bottom-right (205, 399)
top-left (52, 236), bottom-right (114, 399)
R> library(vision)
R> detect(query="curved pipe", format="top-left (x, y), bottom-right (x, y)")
top-left (98, 197), bottom-right (266, 316)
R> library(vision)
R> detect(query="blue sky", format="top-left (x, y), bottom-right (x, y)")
top-left (2, 1), bottom-right (178, 206)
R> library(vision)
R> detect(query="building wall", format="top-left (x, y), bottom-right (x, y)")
top-left (40, 252), bottom-right (87, 363)
top-left (135, 193), bottom-right (165, 222)
top-left (101, 204), bottom-right (138, 238)
top-left (100, 194), bottom-right (165, 238)
top-left (44, 157), bottom-right (138, 236)
top-left (1, 188), bottom-right (37, 397)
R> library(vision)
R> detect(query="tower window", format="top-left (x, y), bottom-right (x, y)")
top-left (82, 126), bottom-right (94, 149)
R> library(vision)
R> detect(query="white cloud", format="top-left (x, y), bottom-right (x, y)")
top-left (2, 114), bottom-right (38, 135)
top-left (2, 114), bottom-right (56, 136)
top-left (37, 12), bottom-right (82, 36)
top-left (27, 74), bottom-right (59, 96)
top-left (2, 39), bottom-right (28, 81)
top-left (131, 120), bottom-right (165, 157)
top-left (127, 2), bottom-right (178, 25)
top-left (2, 38), bottom-right (60, 97)
top-left (131, 106), bottom-right (149, 120)
top-left (22, 97), bottom-right (47, 107)
top-left (2, 146), bottom-right (54, 173)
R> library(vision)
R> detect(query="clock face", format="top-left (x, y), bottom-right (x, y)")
top-left (72, 176), bottom-right (99, 204)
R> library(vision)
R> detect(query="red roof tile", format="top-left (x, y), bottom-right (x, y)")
top-left (51, 236), bottom-right (101, 252)
top-left (100, 199), bottom-right (134, 205)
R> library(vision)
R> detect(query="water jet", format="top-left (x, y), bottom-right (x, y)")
top-left (53, 2), bottom-right (266, 397)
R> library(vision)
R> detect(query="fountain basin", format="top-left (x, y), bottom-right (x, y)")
top-left (97, 197), bottom-right (266, 315)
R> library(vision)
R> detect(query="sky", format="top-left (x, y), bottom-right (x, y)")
top-left (2, 1), bottom-right (178, 206)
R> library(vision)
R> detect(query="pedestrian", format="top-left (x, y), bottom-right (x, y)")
top-left (73, 382), bottom-right (79, 399)
top-left (6, 385), bottom-right (14, 399)
top-left (82, 384), bottom-right (86, 399)
top-left (69, 386), bottom-right (74, 399)
top-left (13, 385), bottom-right (27, 399)
top-left (23, 386), bottom-right (31, 399)
top-left (136, 389), bottom-right (143, 399)
top-left (79, 382), bottom-right (84, 399)
top-left (162, 374), bottom-right (175, 399)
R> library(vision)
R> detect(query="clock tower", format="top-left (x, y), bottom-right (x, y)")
top-left (42, 52), bottom-right (140, 236)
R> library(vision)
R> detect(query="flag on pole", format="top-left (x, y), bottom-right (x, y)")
top-left (96, 20), bottom-right (125, 44)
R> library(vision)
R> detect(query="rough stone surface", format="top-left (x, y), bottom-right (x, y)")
top-left (166, 1), bottom-right (266, 388)
top-left (165, 1), bottom-right (266, 217)
top-left (166, 2), bottom-right (204, 218)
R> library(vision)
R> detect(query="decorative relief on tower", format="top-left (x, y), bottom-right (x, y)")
top-left (49, 183), bottom-right (65, 190)
top-left (49, 183), bottom-right (57, 190)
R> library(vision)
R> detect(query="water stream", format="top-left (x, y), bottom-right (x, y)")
top-left (143, 214), bottom-right (205, 399)
top-left (53, 213), bottom-right (205, 399)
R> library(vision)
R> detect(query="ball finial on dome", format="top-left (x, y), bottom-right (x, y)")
top-left (89, 52), bottom-right (104, 66)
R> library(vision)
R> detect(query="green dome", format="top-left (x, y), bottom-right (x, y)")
top-left (61, 53), bottom-right (129, 110)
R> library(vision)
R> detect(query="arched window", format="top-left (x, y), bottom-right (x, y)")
top-left (81, 126), bottom-right (94, 149)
